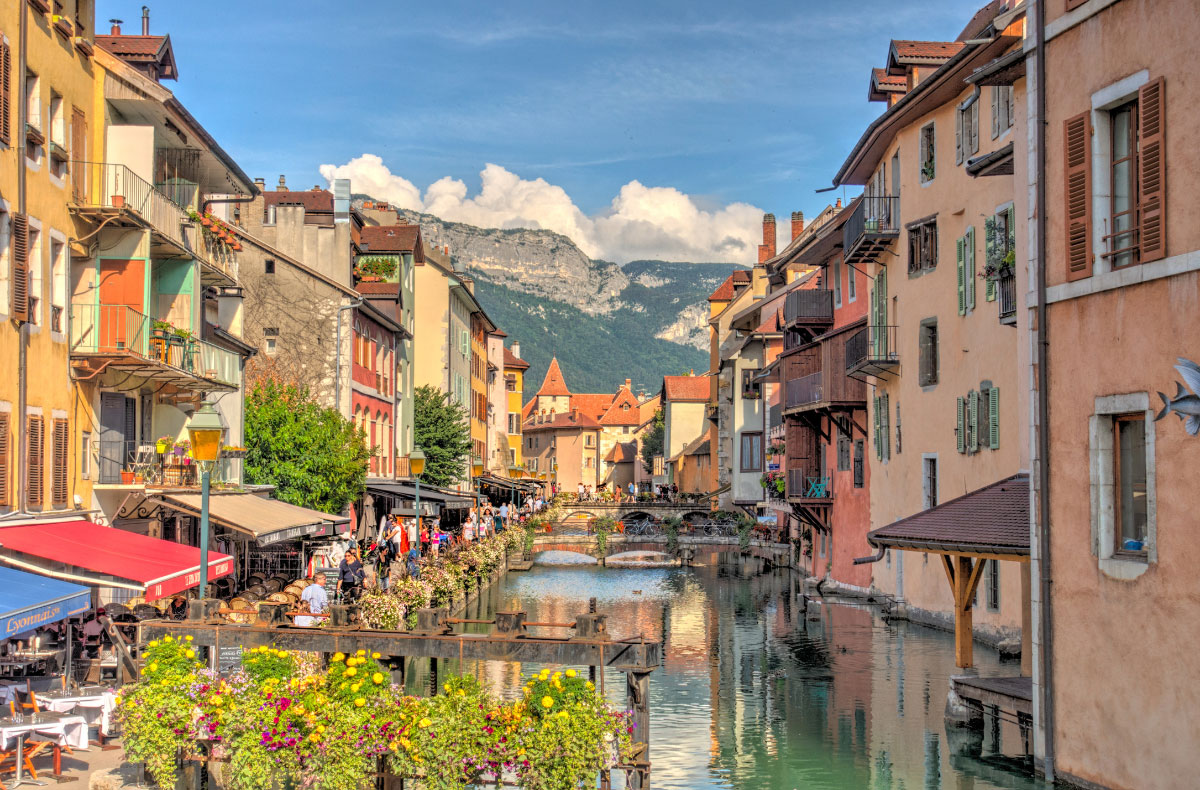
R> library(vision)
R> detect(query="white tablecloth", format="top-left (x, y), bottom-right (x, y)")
top-left (0, 714), bottom-right (89, 750)
top-left (40, 691), bottom-right (116, 736)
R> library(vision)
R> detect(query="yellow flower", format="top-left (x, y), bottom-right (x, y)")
top-left (164, 636), bottom-right (173, 642)
top-left (517, 748), bottom-right (526, 756)
top-left (356, 649), bottom-right (366, 656)
top-left (351, 683), bottom-right (361, 692)
top-left (552, 672), bottom-right (561, 679)
top-left (371, 652), bottom-right (381, 659)
top-left (148, 640), bottom-right (158, 647)
top-left (399, 737), bottom-right (411, 749)
top-left (557, 710), bottom-right (569, 720)
top-left (565, 669), bottom-right (577, 678)
top-left (345, 667), bottom-right (357, 677)
top-left (443, 683), bottom-right (451, 693)
top-left (332, 652), bottom-right (345, 662)
top-left (388, 741), bottom-right (398, 751)
top-left (309, 732), bottom-right (320, 743)
top-left (541, 696), bottom-right (554, 709)
top-left (373, 673), bottom-right (384, 684)
top-left (147, 662), bottom-right (158, 672)
top-left (185, 650), bottom-right (195, 659)
top-left (354, 698), bottom-right (365, 707)
top-left (457, 690), bottom-right (465, 697)
top-left (418, 717), bottom-right (432, 728)
top-left (211, 695), bottom-right (222, 706)
top-left (317, 725), bottom-right (326, 733)
top-left (185, 635), bottom-right (193, 642)
top-left (277, 649), bottom-right (288, 657)
top-left (586, 682), bottom-right (595, 691)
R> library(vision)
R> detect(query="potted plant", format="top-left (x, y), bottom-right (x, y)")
top-left (120, 469), bottom-right (135, 484)
top-left (155, 436), bottom-right (174, 454)
top-left (111, 194), bottom-right (125, 208)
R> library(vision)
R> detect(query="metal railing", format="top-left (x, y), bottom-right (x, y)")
top-left (998, 272), bottom-right (1016, 321)
top-left (844, 195), bottom-right (901, 253)
top-left (787, 468), bottom-right (832, 499)
top-left (784, 289), bottom-right (834, 325)
top-left (846, 325), bottom-right (900, 372)
top-left (786, 372), bottom-right (823, 409)
top-left (71, 303), bottom-right (240, 388)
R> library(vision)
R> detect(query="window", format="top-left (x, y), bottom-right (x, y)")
top-left (832, 258), bottom-right (842, 307)
top-left (80, 430), bottom-right (90, 480)
top-left (49, 234), bottom-right (65, 333)
top-left (52, 418), bottom-right (67, 506)
top-left (505, 374), bottom-right (516, 392)
top-left (922, 455), bottom-right (938, 510)
top-left (985, 560), bottom-right (1000, 612)
top-left (741, 368), bottom-right (760, 400)
top-left (70, 106), bottom-right (87, 201)
top-left (264, 327), bottom-right (278, 355)
top-left (0, 35), bottom-right (11, 147)
top-left (992, 85), bottom-right (1014, 138)
top-left (584, 456), bottom-right (593, 469)
top-left (48, 90), bottom-right (66, 179)
top-left (1114, 413), bottom-right (1148, 553)
top-left (956, 97), bottom-right (979, 165)
top-left (1108, 101), bottom-right (1138, 269)
top-left (27, 415), bottom-right (43, 508)
top-left (956, 227), bottom-right (977, 315)
top-left (25, 70), bottom-right (40, 132)
top-left (26, 220), bottom-right (41, 325)
top-left (873, 393), bottom-right (890, 462)
top-left (0, 206), bottom-right (11, 316)
top-left (265, 259), bottom-right (275, 275)
top-left (918, 320), bottom-right (938, 387)
top-left (895, 401), bottom-right (902, 454)
top-left (847, 259), bottom-right (856, 302)
top-left (740, 432), bottom-right (762, 472)
top-left (508, 413), bottom-right (520, 434)
top-left (585, 434), bottom-right (595, 448)
top-left (907, 218), bottom-right (938, 274)
top-left (919, 122), bottom-right (935, 183)
top-left (853, 440), bottom-right (864, 488)
top-left (986, 207), bottom-right (1015, 305)
top-left (837, 434), bottom-right (850, 472)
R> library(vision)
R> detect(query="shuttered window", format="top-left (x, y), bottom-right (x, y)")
top-left (1063, 112), bottom-right (1092, 281)
top-left (988, 386), bottom-right (1000, 450)
top-left (1138, 78), bottom-right (1166, 263)
top-left (873, 394), bottom-right (882, 461)
top-left (11, 212), bottom-right (28, 322)
top-left (52, 418), bottom-right (68, 506)
top-left (0, 35), bottom-right (10, 147)
top-left (918, 321), bottom-right (938, 386)
top-left (966, 227), bottom-right (976, 310)
top-left (70, 106), bottom-right (86, 201)
top-left (28, 416), bottom-right (44, 507)
top-left (967, 389), bottom-right (979, 452)
top-left (956, 100), bottom-right (979, 165)
top-left (0, 413), bottom-right (9, 507)
top-left (956, 236), bottom-right (966, 315)
top-left (879, 393), bottom-right (890, 462)
top-left (956, 397), bottom-right (966, 454)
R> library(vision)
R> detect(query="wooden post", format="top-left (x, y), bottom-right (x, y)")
top-left (943, 554), bottom-right (985, 669)
top-left (1020, 561), bottom-right (1033, 676)
top-left (626, 669), bottom-right (651, 789)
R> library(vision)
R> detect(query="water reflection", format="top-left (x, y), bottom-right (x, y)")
top-left (411, 560), bottom-right (1046, 790)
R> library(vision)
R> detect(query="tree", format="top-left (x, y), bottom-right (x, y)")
top-left (413, 384), bottom-right (473, 487)
top-left (244, 379), bottom-right (369, 515)
top-left (641, 408), bottom-right (665, 473)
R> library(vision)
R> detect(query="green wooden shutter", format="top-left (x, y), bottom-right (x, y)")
top-left (881, 393), bottom-right (890, 461)
top-left (989, 386), bottom-right (1000, 449)
top-left (967, 389), bottom-right (978, 452)
top-left (873, 395), bottom-right (881, 461)
top-left (967, 227), bottom-right (976, 310)
top-left (869, 284), bottom-right (878, 357)
top-left (877, 267), bottom-right (888, 358)
top-left (956, 237), bottom-right (966, 315)
top-left (956, 396), bottom-right (966, 453)
top-left (985, 219), bottom-right (997, 301)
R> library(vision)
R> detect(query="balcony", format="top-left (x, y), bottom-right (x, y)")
top-left (784, 289), bottom-right (834, 328)
top-left (846, 325), bottom-right (900, 382)
top-left (844, 195), bottom-right (900, 268)
top-left (997, 272), bottom-right (1017, 324)
top-left (785, 372), bottom-right (823, 412)
top-left (97, 443), bottom-right (244, 487)
top-left (68, 162), bottom-right (238, 286)
top-left (70, 304), bottom-right (240, 392)
top-left (787, 468), bottom-right (832, 503)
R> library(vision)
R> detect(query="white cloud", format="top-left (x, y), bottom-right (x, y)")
top-left (319, 154), bottom-right (764, 264)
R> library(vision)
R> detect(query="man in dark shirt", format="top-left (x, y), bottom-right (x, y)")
top-left (338, 547), bottom-right (366, 602)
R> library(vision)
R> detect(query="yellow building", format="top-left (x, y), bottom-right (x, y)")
top-left (503, 342), bottom-right (529, 466)
top-left (469, 311), bottom-right (493, 465)
top-left (0, 0), bottom-right (97, 515)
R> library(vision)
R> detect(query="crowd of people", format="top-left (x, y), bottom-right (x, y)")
top-left (572, 482), bottom-right (680, 502)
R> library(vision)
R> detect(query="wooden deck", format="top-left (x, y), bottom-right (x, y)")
top-left (952, 674), bottom-right (1033, 716)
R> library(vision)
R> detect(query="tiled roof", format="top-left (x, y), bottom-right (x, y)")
top-left (708, 275), bottom-right (735, 302)
top-left (524, 412), bottom-right (602, 432)
top-left (662, 375), bottom-right (709, 402)
top-left (95, 34), bottom-right (168, 57)
top-left (872, 68), bottom-right (907, 89)
top-left (892, 40), bottom-right (965, 60)
top-left (361, 225), bottom-right (421, 253)
top-left (263, 189), bottom-right (333, 213)
top-left (867, 473), bottom-right (1030, 555)
top-left (569, 393), bottom-right (615, 421)
top-left (599, 387), bottom-right (641, 425)
top-left (491, 329), bottom-right (508, 338)
top-left (605, 442), bottom-right (637, 463)
top-left (536, 358), bottom-right (571, 397)
top-left (686, 439), bottom-right (711, 457)
top-left (732, 270), bottom-right (752, 284)
top-left (355, 282), bottom-right (399, 295)
top-left (503, 347), bottom-right (530, 370)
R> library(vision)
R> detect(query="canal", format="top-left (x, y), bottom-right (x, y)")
top-left (411, 555), bottom-right (1046, 790)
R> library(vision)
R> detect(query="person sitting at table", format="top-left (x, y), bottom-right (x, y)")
top-left (168, 595), bottom-right (188, 621)
top-left (81, 611), bottom-right (107, 658)
top-left (296, 572), bottom-right (328, 627)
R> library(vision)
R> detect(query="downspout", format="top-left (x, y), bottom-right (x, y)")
top-left (334, 297), bottom-right (363, 417)
top-left (16, 6), bottom-right (29, 516)
top-left (1033, 0), bottom-right (1056, 779)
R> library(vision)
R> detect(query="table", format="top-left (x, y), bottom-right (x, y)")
top-left (0, 712), bottom-right (87, 787)
top-left (38, 689), bottom-right (116, 738)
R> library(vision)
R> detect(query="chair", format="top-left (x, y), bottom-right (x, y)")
top-left (0, 700), bottom-right (53, 780)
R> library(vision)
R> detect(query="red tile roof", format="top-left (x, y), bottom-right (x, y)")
top-left (263, 189), bottom-right (333, 213)
top-left (360, 225), bottom-right (421, 253)
top-left (732, 269), bottom-right (752, 284)
top-left (605, 442), bottom-right (638, 463)
top-left (892, 40), bottom-right (965, 60)
top-left (872, 68), bottom-right (907, 89)
top-left (570, 393), bottom-right (616, 421)
top-left (503, 347), bottom-right (530, 370)
top-left (355, 282), bottom-right (400, 295)
top-left (535, 358), bottom-right (571, 397)
top-left (662, 375), bottom-right (709, 402)
top-left (491, 329), bottom-right (508, 338)
top-left (599, 387), bottom-right (641, 426)
top-left (708, 275), bottom-right (735, 302)
top-left (867, 474), bottom-right (1030, 555)
top-left (94, 33), bottom-right (178, 80)
top-left (524, 411), bottom-right (602, 432)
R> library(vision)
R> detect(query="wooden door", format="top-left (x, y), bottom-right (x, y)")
top-left (98, 260), bottom-right (144, 352)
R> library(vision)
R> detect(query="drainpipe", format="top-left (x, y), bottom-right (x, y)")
top-left (15, 6), bottom-right (29, 516)
top-left (334, 297), bottom-right (363, 416)
top-left (1033, 0), bottom-right (1057, 779)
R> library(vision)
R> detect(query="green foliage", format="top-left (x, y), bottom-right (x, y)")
top-left (354, 255), bottom-right (398, 279)
top-left (240, 644), bottom-right (296, 684)
top-left (117, 636), bottom-right (204, 787)
top-left (737, 514), bottom-right (756, 552)
top-left (245, 379), bottom-right (369, 514)
top-left (641, 408), bottom-right (665, 473)
top-left (592, 515), bottom-right (617, 558)
top-left (413, 384), bottom-right (473, 487)
top-left (663, 515), bottom-right (682, 555)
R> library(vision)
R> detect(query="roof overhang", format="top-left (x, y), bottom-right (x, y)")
top-left (966, 141), bottom-right (1015, 177)
top-left (966, 46), bottom-right (1026, 87)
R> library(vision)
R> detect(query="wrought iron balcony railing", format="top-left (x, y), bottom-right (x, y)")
top-left (845, 325), bottom-right (900, 381)
top-left (844, 195), bottom-right (900, 268)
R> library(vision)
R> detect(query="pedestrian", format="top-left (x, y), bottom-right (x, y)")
top-left (628, 481), bottom-right (635, 500)
top-left (338, 548), bottom-right (366, 603)
top-left (577, 482), bottom-right (585, 501)
top-left (406, 548), bottom-right (421, 579)
top-left (463, 511), bottom-right (476, 543)
top-left (297, 572), bottom-right (328, 627)
top-left (499, 502), bottom-right (509, 530)
top-left (376, 541), bottom-right (394, 591)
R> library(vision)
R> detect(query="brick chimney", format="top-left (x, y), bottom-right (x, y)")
top-left (512, 341), bottom-right (521, 359)
top-left (625, 378), bottom-right (632, 390)
top-left (109, 20), bottom-right (122, 35)
top-left (791, 211), bottom-right (804, 241)
top-left (757, 214), bottom-right (776, 263)
top-left (835, 198), bottom-right (842, 209)
top-left (253, 177), bottom-right (265, 191)
top-left (277, 175), bottom-right (287, 192)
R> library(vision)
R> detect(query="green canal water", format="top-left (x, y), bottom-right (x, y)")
top-left (412, 557), bottom-right (1047, 790)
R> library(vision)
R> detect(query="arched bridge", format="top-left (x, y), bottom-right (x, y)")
top-left (553, 500), bottom-right (718, 525)
top-left (529, 530), bottom-right (791, 566)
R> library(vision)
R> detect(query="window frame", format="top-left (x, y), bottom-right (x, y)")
top-left (1106, 100), bottom-right (1139, 269)
top-left (922, 454), bottom-right (938, 510)
top-left (907, 218), bottom-right (938, 275)
top-left (1112, 412), bottom-right (1149, 557)
top-left (1089, 393), bottom-right (1156, 578)
top-left (919, 122), bottom-right (936, 183)
top-left (852, 439), bottom-right (864, 488)
top-left (918, 319), bottom-right (939, 387)
top-left (740, 431), bottom-right (763, 473)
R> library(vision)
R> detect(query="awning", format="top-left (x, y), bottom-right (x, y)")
top-left (368, 482), bottom-right (476, 510)
top-left (867, 473), bottom-right (1030, 557)
top-left (0, 567), bottom-right (91, 639)
top-left (154, 493), bottom-right (350, 546)
top-left (0, 519), bottom-right (233, 601)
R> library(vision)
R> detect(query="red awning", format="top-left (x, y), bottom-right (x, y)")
top-left (0, 519), bottom-right (233, 601)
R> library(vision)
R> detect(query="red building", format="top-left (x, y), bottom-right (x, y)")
top-left (350, 304), bottom-right (401, 479)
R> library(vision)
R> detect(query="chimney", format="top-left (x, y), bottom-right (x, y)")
top-left (444, 245), bottom-right (449, 255)
top-left (109, 19), bottom-right (122, 35)
top-left (277, 175), bottom-right (287, 192)
top-left (141, 6), bottom-right (150, 35)
top-left (791, 211), bottom-right (804, 241)
top-left (253, 177), bottom-right (265, 191)
top-left (757, 213), bottom-right (776, 264)
top-left (835, 198), bottom-right (843, 209)
top-left (625, 378), bottom-right (631, 390)
top-left (512, 341), bottom-right (521, 359)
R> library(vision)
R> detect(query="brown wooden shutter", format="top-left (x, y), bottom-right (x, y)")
top-left (11, 212), bottom-right (28, 321)
top-left (1063, 112), bottom-right (1092, 281)
top-left (0, 35), bottom-right (10, 147)
top-left (28, 416), bottom-right (43, 507)
top-left (52, 418), bottom-right (68, 506)
top-left (70, 106), bottom-right (87, 201)
top-left (0, 413), bottom-right (9, 508)
top-left (1138, 78), bottom-right (1166, 263)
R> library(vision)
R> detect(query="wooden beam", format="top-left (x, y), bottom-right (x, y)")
top-left (965, 556), bottom-right (988, 605)
top-left (954, 555), bottom-right (975, 669)
top-left (880, 546), bottom-right (1030, 564)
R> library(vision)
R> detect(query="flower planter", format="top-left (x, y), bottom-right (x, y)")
top-left (111, 194), bottom-right (125, 208)
top-left (156, 441), bottom-right (171, 454)
top-left (120, 470), bottom-right (135, 485)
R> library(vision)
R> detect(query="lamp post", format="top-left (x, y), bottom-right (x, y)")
top-left (186, 401), bottom-right (225, 600)
top-left (410, 447), bottom-right (426, 536)
top-left (471, 454), bottom-right (484, 496)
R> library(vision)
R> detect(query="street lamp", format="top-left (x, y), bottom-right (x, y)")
top-left (186, 401), bottom-right (225, 599)
top-left (471, 454), bottom-right (484, 496)
top-left (410, 447), bottom-right (426, 534)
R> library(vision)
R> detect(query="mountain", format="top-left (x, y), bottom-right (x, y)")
top-left (358, 201), bottom-right (746, 395)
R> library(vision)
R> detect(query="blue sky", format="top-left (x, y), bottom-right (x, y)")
top-left (98, 0), bottom-right (987, 263)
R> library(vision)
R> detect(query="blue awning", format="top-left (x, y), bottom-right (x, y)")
top-left (0, 567), bottom-right (91, 639)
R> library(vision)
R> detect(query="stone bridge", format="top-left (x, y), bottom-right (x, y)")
top-left (552, 500), bottom-right (719, 524)
top-left (530, 533), bottom-right (792, 566)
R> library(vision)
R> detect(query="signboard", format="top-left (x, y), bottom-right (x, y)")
top-left (258, 522), bottom-right (322, 546)
top-left (217, 644), bottom-right (243, 673)
top-left (768, 462), bottom-right (780, 471)
top-left (314, 566), bottom-right (340, 603)
top-left (1, 591), bottom-right (91, 638)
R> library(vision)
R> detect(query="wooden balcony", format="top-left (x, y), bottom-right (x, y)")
top-left (844, 195), bottom-right (900, 268)
top-left (784, 289), bottom-right (834, 328)
top-left (783, 326), bottom-right (868, 414)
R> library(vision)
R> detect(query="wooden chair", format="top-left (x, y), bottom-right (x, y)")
top-left (0, 700), bottom-right (53, 780)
